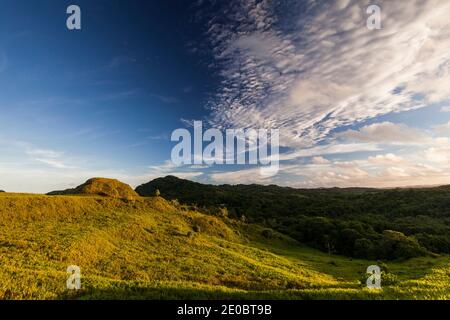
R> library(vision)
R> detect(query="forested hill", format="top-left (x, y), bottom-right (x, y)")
top-left (135, 176), bottom-right (450, 218)
top-left (136, 176), bottom-right (450, 260)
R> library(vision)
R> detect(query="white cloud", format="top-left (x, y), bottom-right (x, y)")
top-left (433, 121), bottom-right (450, 134)
top-left (146, 160), bottom-right (204, 182)
top-left (209, 167), bottom-right (272, 185)
top-left (202, 142), bottom-right (450, 188)
top-left (279, 142), bottom-right (381, 160)
top-left (202, 0), bottom-right (450, 150)
top-left (34, 158), bottom-right (76, 169)
top-left (282, 159), bottom-right (449, 188)
top-left (368, 153), bottom-right (405, 165)
top-left (26, 148), bottom-right (63, 159)
top-left (425, 147), bottom-right (450, 164)
top-left (311, 156), bottom-right (330, 164)
top-left (338, 122), bottom-right (428, 144)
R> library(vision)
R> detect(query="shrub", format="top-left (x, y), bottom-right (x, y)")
top-left (381, 272), bottom-right (398, 286)
top-left (377, 261), bottom-right (390, 273)
top-left (360, 270), bottom-right (397, 288)
top-left (219, 207), bottom-right (229, 217)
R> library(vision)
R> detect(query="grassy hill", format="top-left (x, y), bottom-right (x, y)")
top-left (0, 192), bottom-right (448, 300)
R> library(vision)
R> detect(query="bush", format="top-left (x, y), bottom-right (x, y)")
top-left (219, 207), bottom-right (229, 217)
top-left (360, 270), bottom-right (397, 288)
top-left (381, 272), bottom-right (398, 286)
top-left (377, 261), bottom-right (390, 273)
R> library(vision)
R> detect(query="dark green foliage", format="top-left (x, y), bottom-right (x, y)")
top-left (354, 238), bottom-right (374, 259)
top-left (376, 230), bottom-right (426, 260)
top-left (262, 229), bottom-right (274, 239)
top-left (135, 176), bottom-right (450, 260)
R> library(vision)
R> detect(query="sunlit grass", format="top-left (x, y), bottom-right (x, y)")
top-left (0, 194), bottom-right (448, 300)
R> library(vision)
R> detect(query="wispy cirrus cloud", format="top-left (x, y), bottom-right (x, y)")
top-left (177, 0), bottom-right (450, 187)
top-left (106, 55), bottom-right (137, 69)
top-left (24, 146), bottom-right (76, 169)
top-left (200, 0), bottom-right (450, 149)
top-left (149, 93), bottom-right (180, 104)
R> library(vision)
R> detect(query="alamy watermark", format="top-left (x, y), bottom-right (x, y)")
top-left (366, 265), bottom-right (381, 289)
top-left (171, 121), bottom-right (280, 177)
top-left (66, 5), bottom-right (81, 30)
top-left (366, 5), bottom-right (381, 30)
top-left (66, 265), bottom-right (81, 290)
top-left (64, 4), bottom-right (380, 31)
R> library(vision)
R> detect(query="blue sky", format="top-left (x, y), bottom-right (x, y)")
top-left (1, 0), bottom-right (450, 192)
top-left (0, 0), bottom-right (214, 191)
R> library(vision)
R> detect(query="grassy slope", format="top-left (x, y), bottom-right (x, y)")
top-left (0, 193), bottom-right (448, 300)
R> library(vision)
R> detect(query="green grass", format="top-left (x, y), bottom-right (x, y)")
top-left (0, 193), bottom-right (448, 300)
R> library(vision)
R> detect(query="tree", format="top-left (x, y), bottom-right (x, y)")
top-left (379, 230), bottom-right (425, 260)
top-left (354, 238), bottom-right (373, 258)
top-left (338, 228), bottom-right (361, 256)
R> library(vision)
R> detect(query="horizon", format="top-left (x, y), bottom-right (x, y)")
top-left (1, 0), bottom-right (450, 192)
top-left (1, 174), bottom-right (449, 195)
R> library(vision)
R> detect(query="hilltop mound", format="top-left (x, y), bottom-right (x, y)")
top-left (48, 178), bottom-right (139, 200)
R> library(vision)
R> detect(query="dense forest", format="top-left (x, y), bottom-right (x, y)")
top-left (136, 176), bottom-right (450, 260)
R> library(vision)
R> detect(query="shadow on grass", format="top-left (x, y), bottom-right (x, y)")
top-left (56, 283), bottom-right (388, 300)
top-left (58, 285), bottom-right (286, 300)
